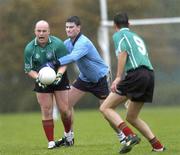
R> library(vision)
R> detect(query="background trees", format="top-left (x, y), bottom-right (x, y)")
top-left (0, 0), bottom-right (179, 112)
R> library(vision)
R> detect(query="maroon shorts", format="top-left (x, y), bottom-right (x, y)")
top-left (116, 66), bottom-right (154, 102)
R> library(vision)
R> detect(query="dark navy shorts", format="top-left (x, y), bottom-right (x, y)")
top-left (72, 76), bottom-right (109, 99)
top-left (34, 72), bottom-right (70, 93)
top-left (116, 66), bottom-right (154, 102)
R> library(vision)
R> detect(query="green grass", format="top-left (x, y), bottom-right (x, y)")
top-left (0, 107), bottom-right (180, 155)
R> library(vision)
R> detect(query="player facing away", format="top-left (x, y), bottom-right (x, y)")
top-left (46, 16), bottom-right (126, 147)
top-left (100, 12), bottom-right (165, 154)
top-left (24, 20), bottom-right (72, 149)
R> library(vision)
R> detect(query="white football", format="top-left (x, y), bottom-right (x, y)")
top-left (38, 67), bottom-right (56, 85)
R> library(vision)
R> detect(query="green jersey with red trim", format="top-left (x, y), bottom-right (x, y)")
top-left (113, 28), bottom-right (153, 72)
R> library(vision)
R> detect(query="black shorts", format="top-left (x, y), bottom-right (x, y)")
top-left (116, 66), bottom-right (154, 102)
top-left (72, 76), bottom-right (109, 99)
top-left (34, 72), bottom-right (70, 93)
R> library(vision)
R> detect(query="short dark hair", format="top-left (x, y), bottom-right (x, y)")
top-left (66, 16), bottom-right (81, 26)
top-left (113, 12), bottom-right (129, 28)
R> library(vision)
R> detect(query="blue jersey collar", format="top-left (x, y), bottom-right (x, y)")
top-left (72, 33), bottom-right (82, 46)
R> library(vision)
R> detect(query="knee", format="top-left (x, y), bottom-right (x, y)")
top-left (61, 109), bottom-right (68, 117)
top-left (60, 108), bottom-right (71, 119)
top-left (40, 106), bottom-right (53, 119)
top-left (99, 104), bottom-right (109, 118)
top-left (99, 104), bottom-right (105, 114)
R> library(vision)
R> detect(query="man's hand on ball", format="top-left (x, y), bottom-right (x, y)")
top-left (53, 72), bottom-right (63, 85)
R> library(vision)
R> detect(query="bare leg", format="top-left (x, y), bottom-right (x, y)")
top-left (126, 101), bottom-right (164, 151)
top-left (36, 93), bottom-right (55, 147)
top-left (100, 93), bottom-right (141, 154)
top-left (126, 101), bottom-right (155, 140)
top-left (36, 93), bottom-right (54, 120)
top-left (100, 92), bottom-right (127, 128)
top-left (99, 98), bottom-right (126, 144)
top-left (55, 90), bottom-right (71, 133)
top-left (68, 86), bottom-right (86, 131)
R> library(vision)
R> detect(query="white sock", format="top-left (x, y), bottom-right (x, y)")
top-left (64, 131), bottom-right (73, 142)
top-left (117, 131), bottom-right (126, 145)
top-left (71, 131), bottom-right (74, 138)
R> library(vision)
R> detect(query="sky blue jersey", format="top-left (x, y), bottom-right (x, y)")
top-left (59, 34), bottom-right (109, 82)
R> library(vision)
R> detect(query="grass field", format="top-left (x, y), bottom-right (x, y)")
top-left (0, 106), bottom-right (180, 155)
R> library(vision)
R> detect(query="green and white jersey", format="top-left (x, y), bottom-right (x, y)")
top-left (24, 36), bottom-right (68, 73)
top-left (113, 28), bottom-right (153, 72)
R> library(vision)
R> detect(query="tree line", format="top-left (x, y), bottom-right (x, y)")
top-left (0, 0), bottom-right (179, 113)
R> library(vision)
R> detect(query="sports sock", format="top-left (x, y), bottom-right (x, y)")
top-left (118, 122), bottom-right (135, 136)
top-left (64, 131), bottom-right (73, 142)
top-left (71, 131), bottom-right (74, 138)
top-left (117, 131), bottom-right (126, 145)
top-left (149, 137), bottom-right (163, 149)
top-left (62, 117), bottom-right (72, 133)
top-left (42, 119), bottom-right (54, 142)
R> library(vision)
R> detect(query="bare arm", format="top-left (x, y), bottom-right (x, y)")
top-left (111, 51), bottom-right (127, 92)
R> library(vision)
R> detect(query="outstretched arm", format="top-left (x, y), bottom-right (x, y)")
top-left (58, 43), bottom-right (88, 65)
top-left (46, 42), bottom-right (88, 67)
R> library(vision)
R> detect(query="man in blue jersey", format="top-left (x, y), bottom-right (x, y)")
top-left (100, 12), bottom-right (165, 154)
top-left (47, 16), bottom-right (126, 146)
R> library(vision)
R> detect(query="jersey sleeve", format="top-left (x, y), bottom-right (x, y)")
top-left (24, 45), bottom-right (33, 73)
top-left (59, 39), bottom-right (89, 65)
top-left (117, 37), bottom-right (127, 53)
top-left (113, 33), bottom-right (128, 56)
